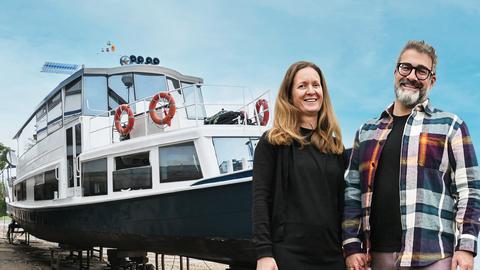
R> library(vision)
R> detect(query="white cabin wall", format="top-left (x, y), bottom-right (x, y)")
top-left (58, 158), bottom-right (67, 199)
top-left (82, 116), bottom-right (113, 151)
top-left (17, 128), bottom-right (65, 181)
top-left (107, 156), bottom-right (114, 195)
top-left (129, 110), bottom-right (202, 139)
top-left (129, 113), bottom-right (165, 138)
top-left (150, 147), bottom-right (160, 190)
top-left (194, 136), bottom-right (219, 179)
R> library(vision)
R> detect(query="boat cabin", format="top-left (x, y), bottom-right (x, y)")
top-left (11, 65), bottom-right (268, 205)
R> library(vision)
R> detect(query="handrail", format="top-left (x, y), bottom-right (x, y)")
top-left (88, 84), bottom-right (269, 119)
top-left (85, 84), bottom-right (270, 149)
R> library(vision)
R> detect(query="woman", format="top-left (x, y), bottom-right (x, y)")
top-left (252, 61), bottom-right (346, 270)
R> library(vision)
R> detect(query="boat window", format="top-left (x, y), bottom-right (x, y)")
top-left (64, 77), bottom-right (82, 124)
top-left (166, 77), bottom-right (183, 111)
top-left (18, 117), bottom-right (37, 156)
top-left (14, 181), bottom-right (26, 201)
top-left (83, 76), bottom-right (108, 116)
top-left (212, 137), bottom-right (259, 174)
top-left (75, 124), bottom-right (82, 157)
top-left (181, 82), bottom-right (206, 119)
top-left (131, 73), bottom-right (168, 114)
top-left (113, 151), bottom-right (152, 191)
top-left (66, 127), bottom-right (74, 188)
top-left (33, 174), bottom-right (44, 200)
top-left (158, 142), bottom-right (203, 182)
top-left (36, 105), bottom-right (48, 141)
top-left (167, 77), bottom-right (180, 93)
top-left (108, 73), bottom-right (132, 111)
top-left (45, 170), bottom-right (58, 199)
top-left (34, 170), bottom-right (58, 201)
top-left (47, 92), bottom-right (63, 134)
top-left (82, 158), bottom-right (108, 196)
top-left (134, 73), bottom-right (167, 100)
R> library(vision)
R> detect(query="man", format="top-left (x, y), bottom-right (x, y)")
top-left (342, 40), bottom-right (480, 270)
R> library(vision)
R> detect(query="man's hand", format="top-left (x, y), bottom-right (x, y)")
top-left (346, 253), bottom-right (367, 270)
top-left (451, 250), bottom-right (474, 270)
top-left (256, 257), bottom-right (278, 270)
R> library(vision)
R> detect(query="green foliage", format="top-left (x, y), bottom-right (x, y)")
top-left (0, 182), bottom-right (5, 216)
top-left (0, 143), bottom-right (12, 171)
top-left (0, 191), bottom-right (7, 217)
top-left (0, 142), bottom-right (11, 216)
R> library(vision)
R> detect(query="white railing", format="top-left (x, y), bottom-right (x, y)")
top-left (84, 84), bottom-right (270, 150)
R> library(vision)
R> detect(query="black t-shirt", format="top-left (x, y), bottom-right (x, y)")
top-left (370, 114), bottom-right (409, 252)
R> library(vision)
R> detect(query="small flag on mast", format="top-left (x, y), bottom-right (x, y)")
top-left (102, 41), bottom-right (116, 53)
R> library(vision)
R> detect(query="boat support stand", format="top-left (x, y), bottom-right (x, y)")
top-left (50, 244), bottom-right (104, 270)
top-left (107, 249), bottom-right (155, 270)
top-left (6, 220), bottom-right (30, 245)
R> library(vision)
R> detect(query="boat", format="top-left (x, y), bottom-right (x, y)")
top-left (3, 59), bottom-right (270, 269)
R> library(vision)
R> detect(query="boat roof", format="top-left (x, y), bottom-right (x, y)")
top-left (13, 65), bottom-right (203, 139)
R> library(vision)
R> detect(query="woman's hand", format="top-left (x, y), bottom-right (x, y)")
top-left (345, 253), bottom-right (367, 270)
top-left (256, 257), bottom-right (278, 270)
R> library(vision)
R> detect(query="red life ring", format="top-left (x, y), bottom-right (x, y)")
top-left (255, 99), bottom-right (269, 126)
top-left (114, 104), bottom-right (135, 135)
top-left (149, 92), bottom-right (176, 126)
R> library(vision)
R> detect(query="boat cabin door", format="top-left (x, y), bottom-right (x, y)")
top-left (66, 123), bottom-right (82, 197)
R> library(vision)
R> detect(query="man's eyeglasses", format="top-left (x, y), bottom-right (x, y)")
top-left (396, 63), bottom-right (434, 81)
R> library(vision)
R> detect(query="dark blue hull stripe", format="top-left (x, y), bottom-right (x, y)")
top-left (64, 109), bottom-right (82, 116)
top-left (192, 169), bottom-right (252, 186)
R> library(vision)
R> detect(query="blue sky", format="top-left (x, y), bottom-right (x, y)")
top-left (1, 0), bottom-right (480, 263)
top-left (0, 0), bottom-right (479, 152)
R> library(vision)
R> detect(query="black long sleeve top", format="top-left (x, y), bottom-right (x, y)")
top-left (252, 131), bottom-right (346, 259)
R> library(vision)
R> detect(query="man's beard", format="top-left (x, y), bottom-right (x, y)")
top-left (394, 78), bottom-right (428, 107)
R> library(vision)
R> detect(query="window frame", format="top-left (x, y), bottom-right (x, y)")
top-left (113, 151), bottom-right (152, 192)
top-left (33, 169), bottom-right (58, 201)
top-left (64, 76), bottom-right (82, 122)
top-left (82, 75), bottom-right (108, 116)
top-left (47, 92), bottom-right (63, 134)
top-left (212, 136), bottom-right (259, 174)
top-left (81, 158), bottom-right (108, 196)
top-left (158, 141), bottom-right (203, 183)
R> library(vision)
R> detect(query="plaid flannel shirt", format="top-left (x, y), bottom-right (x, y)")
top-left (342, 99), bottom-right (480, 267)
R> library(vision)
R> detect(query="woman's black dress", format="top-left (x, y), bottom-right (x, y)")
top-left (254, 128), bottom-right (346, 270)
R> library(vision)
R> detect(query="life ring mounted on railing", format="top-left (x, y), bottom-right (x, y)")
top-left (114, 104), bottom-right (135, 135)
top-left (255, 99), bottom-right (269, 126)
top-left (149, 92), bottom-right (176, 126)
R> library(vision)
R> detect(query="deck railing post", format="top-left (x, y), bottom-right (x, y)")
top-left (194, 85), bottom-right (199, 127)
top-left (144, 99), bottom-right (149, 136)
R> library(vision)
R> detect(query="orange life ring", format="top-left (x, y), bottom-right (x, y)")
top-left (114, 104), bottom-right (135, 135)
top-left (149, 92), bottom-right (176, 126)
top-left (255, 99), bottom-right (269, 126)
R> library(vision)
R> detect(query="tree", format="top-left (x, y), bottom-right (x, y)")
top-left (0, 142), bottom-right (12, 216)
top-left (0, 143), bottom-right (12, 171)
top-left (0, 182), bottom-right (5, 216)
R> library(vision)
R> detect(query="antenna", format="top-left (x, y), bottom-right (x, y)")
top-left (41, 62), bottom-right (80, 75)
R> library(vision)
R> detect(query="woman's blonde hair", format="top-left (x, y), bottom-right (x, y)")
top-left (267, 61), bottom-right (343, 154)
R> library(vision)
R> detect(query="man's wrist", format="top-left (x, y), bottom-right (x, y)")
top-left (456, 237), bottom-right (477, 256)
top-left (343, 240), bottom-right (363, 257)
